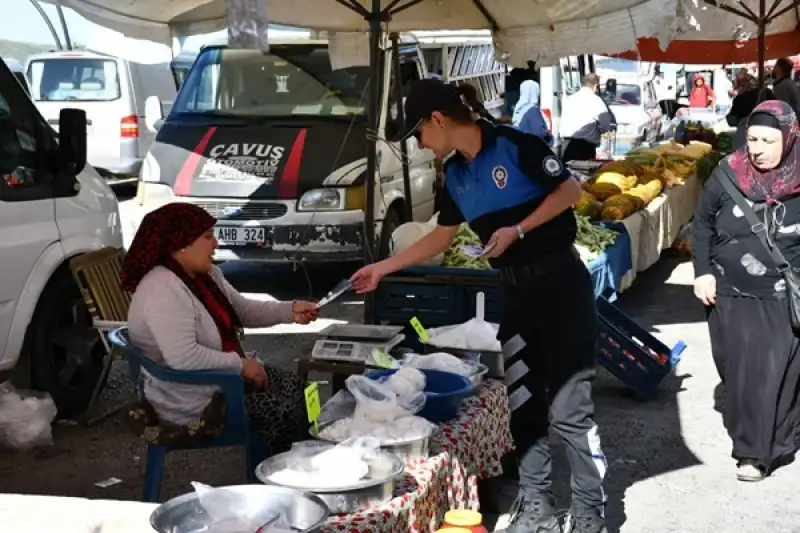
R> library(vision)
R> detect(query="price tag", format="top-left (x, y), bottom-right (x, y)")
top-left (410, 316), bottom-right (429, 342)
top-left (372, 349), bottom-right (395, 369)
top-left (304, 382), bottom-right (321, 433)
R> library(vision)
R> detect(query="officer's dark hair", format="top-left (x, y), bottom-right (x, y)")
top-left (445, 83), bottom-right (498, 125)
top-left (581, 73), bottom-right (600, 87)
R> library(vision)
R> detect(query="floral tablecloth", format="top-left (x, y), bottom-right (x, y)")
top-left (322, 381), bottom-right (513, 533)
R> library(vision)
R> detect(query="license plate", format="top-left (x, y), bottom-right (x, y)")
top-left (214, 226), bottom-right (267, 245)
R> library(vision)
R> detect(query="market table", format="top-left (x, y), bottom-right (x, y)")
top-left (321, 380), bottom-right (512, 533)
top-left (620, 174), bottom-right (701, 291)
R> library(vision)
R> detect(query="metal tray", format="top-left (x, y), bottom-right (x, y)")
top-left (256, 445), bottom-right (404, 514)
top-left (310, 425), bottom-right (432, 462)
top-left (319, 324), bottom-right (405, 343)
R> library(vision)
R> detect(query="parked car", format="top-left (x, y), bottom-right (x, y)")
top-left (3, 58), bottom-right (29, 95)
top-left (603, 74), bottom-right (663, 155)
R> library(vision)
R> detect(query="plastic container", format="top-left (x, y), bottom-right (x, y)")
top-left (366, 369), bottom-right (471, 423)
top-left (442, 509), bottom-right (489, 533)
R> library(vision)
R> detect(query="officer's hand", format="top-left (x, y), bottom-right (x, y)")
top-left (485, 226), bottom-right (519, 258)
top-left (350, 261), bottom-right (389, 293)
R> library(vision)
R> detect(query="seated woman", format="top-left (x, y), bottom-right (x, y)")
top-left (121, 203), bottom-right (318, 452)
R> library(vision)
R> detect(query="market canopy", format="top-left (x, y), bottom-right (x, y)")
top-left (45, 0), bottom-right (800, 65)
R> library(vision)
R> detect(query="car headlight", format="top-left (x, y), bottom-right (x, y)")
top-left (297, 188), bottom-right (344, 211)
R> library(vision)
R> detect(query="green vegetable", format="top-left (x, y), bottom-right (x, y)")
top-left (442, 224), bottom-right (492, 269)
top-left (575, 214), bottom-right (619, 254)
top-left (696, 150), bottom-right (725, 185)
top-left (714, 132), bottom-right (734, 153)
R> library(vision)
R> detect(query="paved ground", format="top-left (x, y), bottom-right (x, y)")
top-left (1, 196), bottom-right (798, 532)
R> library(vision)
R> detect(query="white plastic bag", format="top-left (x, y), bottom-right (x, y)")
top-left (427, 318), bottom-right (502, 351)
top-left (270, 437), bottom-right (379, 488)
top-left (317, 389), bottom-right (356, 427)
top-left (192, 482), bottom-right (292, 533)
top-left (404, 352), bottom-right (477, 377)
top-left (319, 414), bottom-right (437, 445)
top-left (346, 374), bottom-right (426, 422)
top-left (391, 214), bottom-right (444, 266)
top-left (0, 383), bottom-right (57, 451)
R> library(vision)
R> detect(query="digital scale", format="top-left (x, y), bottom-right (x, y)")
top-left (311, 324), bottom-right (406, 364)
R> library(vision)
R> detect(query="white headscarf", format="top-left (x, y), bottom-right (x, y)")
top-left (512, 80), bottom-right (541, 126)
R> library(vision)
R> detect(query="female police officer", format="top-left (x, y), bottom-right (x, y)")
top-left (351, 79), bottom-right (607, 533)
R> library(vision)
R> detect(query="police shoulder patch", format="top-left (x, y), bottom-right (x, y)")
top-left (491, 165), bottom-right (509, 189)
top-left (543, 155), bottom-right (563, 177)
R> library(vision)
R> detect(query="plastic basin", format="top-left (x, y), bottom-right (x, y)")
top-left (366, 368), bottom-right (472, 423)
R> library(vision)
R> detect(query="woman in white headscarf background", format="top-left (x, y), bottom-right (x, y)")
top-left (512, 80), bottom-right (554, 146)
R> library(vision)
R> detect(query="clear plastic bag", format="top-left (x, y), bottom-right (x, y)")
top-left (270, 437), bottom-right (380, 489)
top-left (346, 374), bottom-right (425, 422)
top-left (317, 389), bottom-right (356, 427)
top-left (0, 383), bottom-right (57, 451)
top-left (191, 482), bottom-right (292, 533)
top-left (403, 352), bottom-right (478, 377)
top-left (319, 414), bottom-right (437, 445)
top-left (427, 318), bottom-right (501, 352)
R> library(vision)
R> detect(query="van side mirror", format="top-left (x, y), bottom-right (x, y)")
top-left (605, 79), bottom-right (617, 100)
top-left (58, 108), bottom-right (87, 175)
top-left (145, 95), bottom-right (165, 133)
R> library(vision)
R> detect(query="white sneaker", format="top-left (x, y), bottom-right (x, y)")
top-left (736, 462), bottom-right (765, 482)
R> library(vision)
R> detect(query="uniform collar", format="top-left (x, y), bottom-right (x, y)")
top-left (449, 119), bottom-right (498, 167)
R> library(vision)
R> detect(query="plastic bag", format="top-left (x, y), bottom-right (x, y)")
top-left (384, 366), bottom-right (426, 398)
top-left (319, 414), bottom-right (437, 445)
top-left (403, 352), bottom-right (478, 377)
top-left (0, 383), bottom-right (57, 451)
top-left (192, 482), bottom-right (292, 533)
top-left (317, 389), bottom-right (356, 427)
top-left (391, 214), bottom-right (443, 266)
top-left (427, 318), bottom-right (501, 352)
top-left (346, 374), bottom-right (425, 422)
top-left (270, 438), bottom-right (379, 488)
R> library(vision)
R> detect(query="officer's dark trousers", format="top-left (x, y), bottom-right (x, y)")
top-left (498, 251), bottom-right (606, 510)
top-left (561, 138), bottom-right (597, 164)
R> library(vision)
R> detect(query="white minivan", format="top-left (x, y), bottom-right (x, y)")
top-left (25, 50), bottom-right (176, 179)
top-left (0, 55), bottom-right (123, 417)
top-left (3, 58), bottom-right (29, 95)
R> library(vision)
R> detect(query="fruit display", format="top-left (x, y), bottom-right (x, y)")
top-left (575, 215), bottom-right (620, 261)
top-left (696, 150), bottom-right (726, 185)
top-left (600, 193), bottom-right (645, 221)
top-left (674, 121), bottom-right (717, 146)
top-left (714, 132), bottom-right (734, 153)
top-left (575, 190), bottom-right (603, 219)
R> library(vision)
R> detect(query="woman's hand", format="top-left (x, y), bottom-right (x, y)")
top-left (292, 301), bottom-right (319, 324)
top-left (694, 274), bottom-right (717, 306)
top-left (485, 226), bottom-right (519, 258)
top-left (241, 358), bottom-right (268, 389)
top-left (350, 261), bottom-right (390, 293)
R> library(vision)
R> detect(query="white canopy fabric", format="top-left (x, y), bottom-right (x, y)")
top-left (46, 0), bottom-right (800, 65)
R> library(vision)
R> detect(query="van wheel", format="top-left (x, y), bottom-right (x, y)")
top-left (28, 273), bottom-right (105, 418)
top-left (377, 208), bottom-right (403, 260)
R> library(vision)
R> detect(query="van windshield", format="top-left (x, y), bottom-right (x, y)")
top-left (605, 84), bottom-right (641, 106)
top-left (172, 45), bottom-right (369, 118)
top-left (27, 58), bottom-right (121, 102)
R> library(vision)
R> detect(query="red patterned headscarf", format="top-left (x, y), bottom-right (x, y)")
top-left (121, 203), bottom-right (216, 291)
top-left (121, 202), bottom-right (245, 356)
top-left (726, 100), bottom-right (800, 202)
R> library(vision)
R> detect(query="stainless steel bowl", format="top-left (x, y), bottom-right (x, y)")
top-left (310, 424), bottom-right (432, 461)
top-left (149, 484), bottom-right (329, 533)
top-left (256, 445), bottom-right (405, 514)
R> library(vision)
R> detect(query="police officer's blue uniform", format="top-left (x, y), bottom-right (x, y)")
top-left (396, 79), bottom-right (607, 533)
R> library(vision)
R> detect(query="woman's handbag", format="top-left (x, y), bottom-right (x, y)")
top-left (718, 172), bottom-right (800, 336)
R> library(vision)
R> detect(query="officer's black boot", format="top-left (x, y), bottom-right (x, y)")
top-left (500, 492), bottom-right (562, 533)
top-left (564, 501), bottom-right (607, 533)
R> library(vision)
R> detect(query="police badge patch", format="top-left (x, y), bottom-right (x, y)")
top-left (492, 165), bottom-right (508, 189)
top-left (543, 155), bottom-right (563, 176)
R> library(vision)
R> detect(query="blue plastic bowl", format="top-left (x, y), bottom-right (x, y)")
top-left (366, 368), bottom-right (472, 423)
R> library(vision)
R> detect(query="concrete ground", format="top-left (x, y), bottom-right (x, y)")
top-left (1, 195), bottom-right (798, 532)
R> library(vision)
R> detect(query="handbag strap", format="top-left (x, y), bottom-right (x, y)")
top-left (717, 170), bottom-right (791, 272)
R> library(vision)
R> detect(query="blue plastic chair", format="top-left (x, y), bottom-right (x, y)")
top-left (108, 327), bottom-right (269, 502)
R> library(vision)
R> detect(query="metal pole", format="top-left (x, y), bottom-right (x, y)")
top-left (757, 0), bottom-right (767, 91)
top-left (390, 33), bottom-right (413, 222)
top-left (55, 2), bottom-right (73, 50)
top-left (27, 0), bottom-right (63, 50)
top-left (362, 0), bottom-right (383, 324)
